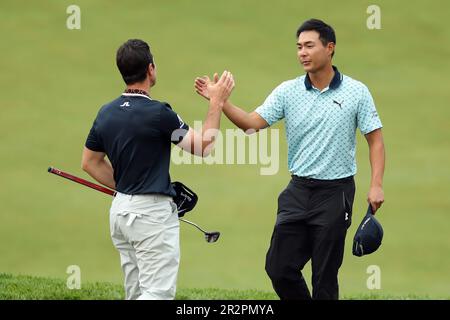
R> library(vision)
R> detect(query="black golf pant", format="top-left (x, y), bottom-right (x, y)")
top-left (265, 175), bottom-right (355, 300)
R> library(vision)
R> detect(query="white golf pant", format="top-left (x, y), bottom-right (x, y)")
top-left (109, 192), bottom-right (180, 300)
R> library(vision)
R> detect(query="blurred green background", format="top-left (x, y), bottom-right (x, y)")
top-left (0, 0), bottom-right (449, 298)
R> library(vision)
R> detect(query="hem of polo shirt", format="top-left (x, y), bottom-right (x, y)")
top-left (173, 125), bottom-right (190, 144)
top-left (361, 125), bottom-right (383, 135)
top-left (84, 144), bottom-right (105, 153)
top-left (254, 110), bottom-right (274, 127)
top-left (291, 174), bottom-right (355, 182)
top-left (290, 173), bottom-right (357, 180)
top-left (116, 191), bottom-right (174, 196)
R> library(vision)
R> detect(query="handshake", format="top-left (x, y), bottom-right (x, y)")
top-left (193, 71), bottom-right (235, 107)
top-left (179, 69), bottom-right (267, 158)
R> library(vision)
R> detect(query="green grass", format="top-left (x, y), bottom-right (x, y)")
top-left (0, 0), bottom-right (449, 299)
top-left (0, 273), bottom-right (438, 300)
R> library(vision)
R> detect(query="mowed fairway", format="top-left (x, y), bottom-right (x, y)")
top-left (0, 0), bottom-right (449, 298)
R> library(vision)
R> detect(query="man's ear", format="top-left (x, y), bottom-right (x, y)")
top-left (148, 63), bottom-right (156, 86)
top-left (148, 63), bottom-right (154, 75)
top-left (328, 42), bottom-right (335, 57)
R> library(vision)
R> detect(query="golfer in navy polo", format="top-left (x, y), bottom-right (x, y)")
top-left (81, 39), bottom-right (234, 300)
top-left (195, 19), bottom-right (385, 299)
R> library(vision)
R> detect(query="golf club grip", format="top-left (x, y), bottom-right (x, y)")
top-left (48, 167), bottom-right (116, 196)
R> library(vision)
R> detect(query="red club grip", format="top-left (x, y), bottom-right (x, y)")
top-left (48, 167), bottom-right (116, 196)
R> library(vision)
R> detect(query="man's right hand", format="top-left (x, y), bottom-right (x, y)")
top-left (176, 71), bottom-right (234, 158)
top-left (195, 71), bottom-right (268, 133)
top-left (194, 72), bottom-right (220, 101)
top-left (206, 71), bottom-right (234, 106)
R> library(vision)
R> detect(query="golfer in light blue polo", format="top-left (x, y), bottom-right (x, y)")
top-left (194, 19), bottom-right (385, 300)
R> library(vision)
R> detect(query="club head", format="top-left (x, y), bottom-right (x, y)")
top-left (205, 232), bottom-right (220, 243)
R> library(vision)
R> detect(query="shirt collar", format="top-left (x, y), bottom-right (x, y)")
top-left (124, 88), bottom-right (150, 95)
top-left (122, 88), bottom-right (152, 100)
top-left (304, 65), bottom-right (342, 91)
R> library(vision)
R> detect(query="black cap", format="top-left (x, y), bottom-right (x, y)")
top-left (352, 205), bottom-right (384, 257)
top-left (171, 181), bottom-right (198, 217)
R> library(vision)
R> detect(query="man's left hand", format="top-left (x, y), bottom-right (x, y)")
top-left (367, 186), bottom-right (384, 214)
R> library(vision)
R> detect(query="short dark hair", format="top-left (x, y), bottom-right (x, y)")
top-left (116, 39), bottom-right (154, 85)
top-left (296, 19), bottom-right (336, 57)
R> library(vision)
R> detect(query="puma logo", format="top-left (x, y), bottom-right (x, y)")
top-left (333, 99), bottom-right (343, 109)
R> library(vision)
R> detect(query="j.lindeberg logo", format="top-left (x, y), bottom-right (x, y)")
top-left (333, 99), bottom-right (343, 109)
top-left (120, 101), bottom-right (130, 107)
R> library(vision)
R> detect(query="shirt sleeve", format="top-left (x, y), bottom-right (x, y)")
top-left (160, 102), bottom-right (190, 144)
top-left (85, 118), bottom-right (105, 152)
top-left (357, 84), bottom-right (383, 135)
top-left (254, 83), bottom-right (286, 126)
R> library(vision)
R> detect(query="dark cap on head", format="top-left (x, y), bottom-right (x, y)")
top-left (353, 205), bottom-right (384, 257)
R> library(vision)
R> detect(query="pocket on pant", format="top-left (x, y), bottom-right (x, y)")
top-left (140, 201), bottom-right (173, 225)
top-left (170, 200), bottom-right (178, 216)
top-left (277, 183), bottom-right (292, 210)
top-left (277, 189), bottom-right (287, 207)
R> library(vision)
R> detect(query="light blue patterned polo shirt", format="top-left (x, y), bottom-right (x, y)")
top-left (255, 66), bottom-right (382, 179)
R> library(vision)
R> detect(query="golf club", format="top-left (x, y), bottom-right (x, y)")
top-left (47, 166), bottom-right (220, 243)
top-left (179, 218), bottom-right (220, 243)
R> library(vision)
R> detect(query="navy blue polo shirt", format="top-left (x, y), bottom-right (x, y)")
top-left (85, 92), bottom-right (189, 196)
